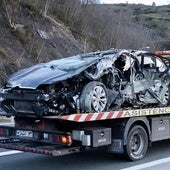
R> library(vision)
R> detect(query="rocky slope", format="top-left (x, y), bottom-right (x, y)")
top-left (0, 2), bottom-right (86, 85)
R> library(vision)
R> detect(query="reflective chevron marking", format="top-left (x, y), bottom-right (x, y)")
top-left (60, 107), bottom-right (170, 122)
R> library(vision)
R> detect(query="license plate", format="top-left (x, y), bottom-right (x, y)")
top-left (16, 130), bottom-right (33, 138)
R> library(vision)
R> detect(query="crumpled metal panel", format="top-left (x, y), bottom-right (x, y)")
top-left (6, 55), bottom-right (98, 89)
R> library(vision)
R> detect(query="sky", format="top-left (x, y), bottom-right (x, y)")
top-left (100, 0), bottom-right (170, 6)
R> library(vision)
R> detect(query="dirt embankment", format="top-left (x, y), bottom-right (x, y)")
top-left (0, 3), bottom-right (86, 86)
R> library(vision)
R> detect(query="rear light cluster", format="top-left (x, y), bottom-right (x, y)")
top-left (0, 128), bottom-right (8, 136)
top-left (0, 126), bottom-right (72, 146)
top-left (51, 134), bottom-right (72, 145)
top-left (61, 135), bottom-right (72, 144)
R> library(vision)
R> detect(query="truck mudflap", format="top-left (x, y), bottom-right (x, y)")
top-left (0, 138), bottom-right (82, 156)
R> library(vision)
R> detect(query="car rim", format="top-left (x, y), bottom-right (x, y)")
top-left (162, 86), bottom-right (169, 105)
top-left (92, 86), bottom-right (107, 112)
top-left (130, 133), bottom-right (144, 156)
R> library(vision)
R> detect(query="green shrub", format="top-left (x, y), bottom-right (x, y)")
top-left (133, 8), bottom-right (142, 15)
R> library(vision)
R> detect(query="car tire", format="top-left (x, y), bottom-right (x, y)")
top-left (162, 85), bottom-right (170, 106)
top-left (166, 85), bottom-right (170, 106)
top-left (80, 81), bottom-right (108, 113)
top-left (124, 125), bottom-right (148, 161)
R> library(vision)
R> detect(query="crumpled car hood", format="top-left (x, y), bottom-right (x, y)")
top-left (6, 55), bottom-right (98, 89)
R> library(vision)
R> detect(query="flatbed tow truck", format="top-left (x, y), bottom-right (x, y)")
top-left (1, 50), bottom-right (170, 161)
top-left (1, 106), bottom-right (170, 161)
top-left (155, 50), bottom-right (170, 58)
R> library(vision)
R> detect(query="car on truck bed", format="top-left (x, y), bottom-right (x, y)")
top-left (0, 49), bottom-right (170, 117)
top-left (1, 49), bottom-right (170, 162)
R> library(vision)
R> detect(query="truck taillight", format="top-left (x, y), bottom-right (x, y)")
top-left (0, 128), bottom-right (7, 136)
top-left (61, 135), bottom-right (72, 145)
top-left (51, 134), bottom-right (72, 145)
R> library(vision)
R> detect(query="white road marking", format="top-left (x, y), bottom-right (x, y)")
top-left (121, 157), bottom-right (170, 170)
top-left (0, 150), bottom-right (23, 157)
top-left (0, 123), bottom-right (14, 126)
top-left (0, 123), bottom-right (23, 157)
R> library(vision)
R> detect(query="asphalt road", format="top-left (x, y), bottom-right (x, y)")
top-left (0, 140), bottom-right (170, 170)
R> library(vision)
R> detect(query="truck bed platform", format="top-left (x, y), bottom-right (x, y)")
top-left (0, 138), bottom-right (82, 156)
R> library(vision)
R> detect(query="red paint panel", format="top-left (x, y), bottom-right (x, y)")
top-left (96, 113), bottom-right (103, 120)
top-left (74, 114), bottom-right (82, 121)
top-left (106, 112), bottom-right (114, 119)
top-left (117, 111), bottom-right (123, 118)
top-left (85, 114), bottom-right (93, 121)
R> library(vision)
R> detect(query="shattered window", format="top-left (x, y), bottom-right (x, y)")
top-left (143, 56), bottom-right (155, 69)
top-left (155, 58), bottom-right (166, 72)
top-left (144, 57), bottom-right (154, 65)
top-left (143, 55), bottom-right (167, 72)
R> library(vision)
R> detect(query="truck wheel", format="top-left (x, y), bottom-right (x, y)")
top-left (124, 125), bottom-right (148, 161)
top-left (80, 81), bottom-right (107, 113)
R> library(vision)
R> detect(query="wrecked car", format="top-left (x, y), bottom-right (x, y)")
top-left (0, 49), bottom-right (170, 117)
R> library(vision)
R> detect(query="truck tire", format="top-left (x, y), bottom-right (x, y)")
top-left (80, 81), bottom-right (108, 113)
top-left (124, 125), bottom-right (148, 161)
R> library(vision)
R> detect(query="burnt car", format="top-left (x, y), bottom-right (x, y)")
top-left (0, 49), bottom-right (170, 117)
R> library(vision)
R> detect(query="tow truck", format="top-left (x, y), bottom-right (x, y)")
top-left (0, 106), bottom-right (170, 161)
top-left (1, 50), bottom-right (170, 161)
top-left (155, 50), bottom-right (170, 58)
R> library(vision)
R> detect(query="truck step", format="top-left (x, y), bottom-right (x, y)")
top-left (0, 138), bottom-right (82, 156)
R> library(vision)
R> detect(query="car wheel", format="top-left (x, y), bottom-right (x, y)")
top-left (80, 81), bottom-right (108, 113)
top-left (162, 85), bottom-right (170, 106)
top-left (124, 125), bottom-right (148, 161)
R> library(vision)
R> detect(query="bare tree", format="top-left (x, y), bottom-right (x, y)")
top-left (3, 0), bottom-right (20, 28)
top-left (43, 0), bottom-right (51, 18)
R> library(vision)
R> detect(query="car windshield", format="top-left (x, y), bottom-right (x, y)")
top-left (44, 55), bottom-right (99, 71)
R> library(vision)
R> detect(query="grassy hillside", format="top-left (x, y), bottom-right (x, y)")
top-left (127, 3), bottom-right (170, 48)
top-left (112, 4), bottom-right (170, 49)
top-left (133, 5), bottom-right (170, 33)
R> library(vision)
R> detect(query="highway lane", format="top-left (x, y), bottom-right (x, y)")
top-left (0, 140), bottom-right (170, 170)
